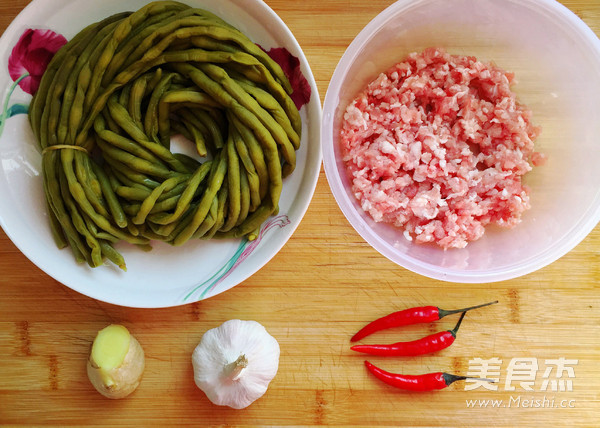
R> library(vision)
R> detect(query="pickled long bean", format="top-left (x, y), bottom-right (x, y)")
top-left (29, 0), bottom-right (303, 269)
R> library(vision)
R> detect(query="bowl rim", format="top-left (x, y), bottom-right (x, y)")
top-left (321, 0), bottom-right (600, 283)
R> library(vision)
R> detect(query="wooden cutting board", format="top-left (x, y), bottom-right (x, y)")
top-left (0, 0), bottom-right (599, 426)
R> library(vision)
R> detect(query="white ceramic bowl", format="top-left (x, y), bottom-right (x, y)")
top-left (0, 0), bottom-right (322, 307)
top-left (322, 0), bottom-right (600, 282)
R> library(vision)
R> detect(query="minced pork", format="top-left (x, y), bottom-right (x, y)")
top-left (340, 48), bottom-right (545, 249)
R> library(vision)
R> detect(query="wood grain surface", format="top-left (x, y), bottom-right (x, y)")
top-left (1, 0), bottom-right (599, 426)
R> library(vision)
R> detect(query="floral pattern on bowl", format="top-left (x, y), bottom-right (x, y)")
top-left (1, 29), bottom-right (66, 138)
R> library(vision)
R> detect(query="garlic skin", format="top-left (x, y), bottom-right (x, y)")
top-left (192, 319), bottom-right (280, 409)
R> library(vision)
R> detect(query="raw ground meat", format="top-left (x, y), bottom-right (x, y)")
top-left (340, 47), bottom-right (545, 249)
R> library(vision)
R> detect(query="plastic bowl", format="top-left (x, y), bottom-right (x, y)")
top-left (322, 0), bottom-right (600, 283)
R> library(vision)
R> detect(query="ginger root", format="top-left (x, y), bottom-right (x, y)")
top-left (87, 324), bottom-right (145, 399)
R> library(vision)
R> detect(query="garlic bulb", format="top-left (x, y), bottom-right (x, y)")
top-left (192, 319), bottom-right (280, 409)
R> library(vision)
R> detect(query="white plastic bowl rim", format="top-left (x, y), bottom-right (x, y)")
top-left (322, 0), bottom-right (600, 283)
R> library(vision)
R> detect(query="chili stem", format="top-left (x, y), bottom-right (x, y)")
top-left (438, 300), bottom-right (498, 319)
top-left (443, 373), bottom-right (496, 386)
top-left (449, 311), bottom-right (466, 338)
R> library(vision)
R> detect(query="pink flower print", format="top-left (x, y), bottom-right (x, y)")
top-left (8, 28), bottom-right (67, 95)
top-left (262, 46), bottom-right (311, 110)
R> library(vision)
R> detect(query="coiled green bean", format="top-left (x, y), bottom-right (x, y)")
top-left (29, 1), bottom-right (303, 269)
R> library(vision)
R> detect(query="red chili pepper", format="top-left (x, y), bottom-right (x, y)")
top-left (351, 300), bottom-right (497, 342)
top-left (351, 311), bottom-right (466, 356)
top-left (364, 361), bottom-right (493, 392)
